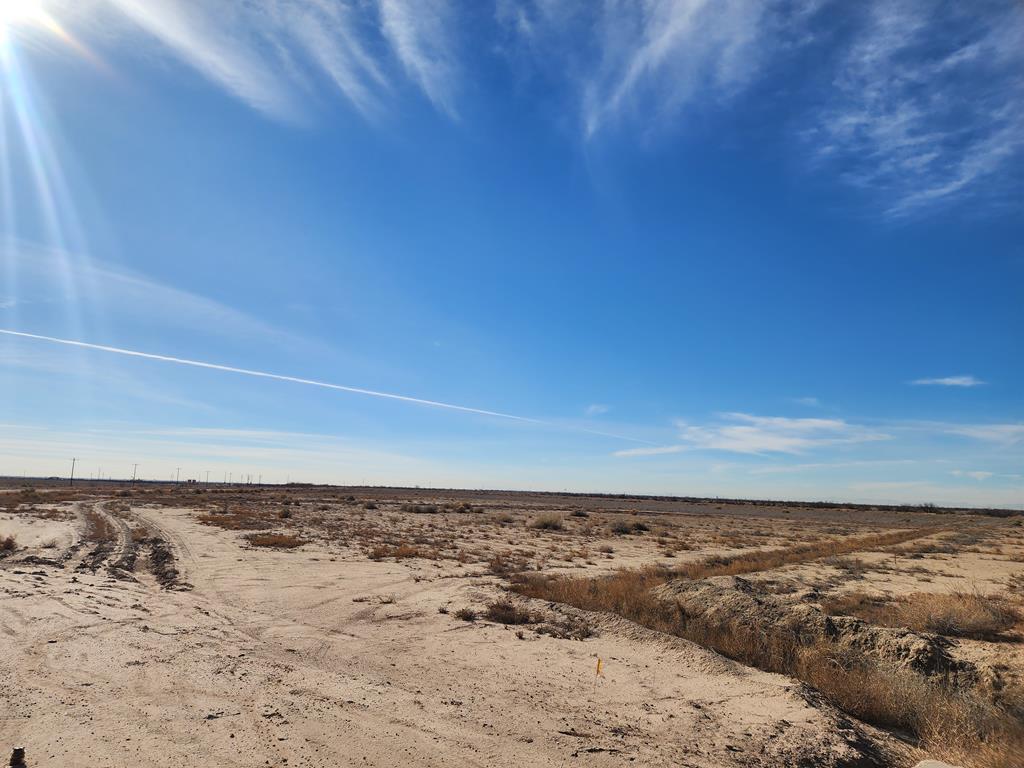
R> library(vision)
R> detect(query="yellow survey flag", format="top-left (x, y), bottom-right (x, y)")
top-left (596, 658), bottom-right (603, 676)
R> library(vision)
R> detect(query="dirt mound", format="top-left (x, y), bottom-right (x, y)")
top-left (142, 536), bottom-right (189, 590)
top-left (655, 576), bottom-right (976, 682)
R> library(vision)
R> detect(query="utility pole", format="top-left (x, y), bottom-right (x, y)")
top-left (258, 474), bottom-right (262, 487)
top-left (131, 464), bottom-right (138, 486)
top-left (228, 472), bottom-right (232, 485)
top-left (176, 467), bottom-right (181, 484)
top-left (69, 457), bottom-right (76, 487)
top-left (205, 470), bottom-right (210, 485)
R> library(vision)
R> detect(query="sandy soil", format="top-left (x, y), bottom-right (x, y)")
top-left (2, 484), bottom-right (1020, 767)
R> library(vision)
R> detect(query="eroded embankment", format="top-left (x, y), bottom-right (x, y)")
top-left (512, 528), bottom-right (1024, 768)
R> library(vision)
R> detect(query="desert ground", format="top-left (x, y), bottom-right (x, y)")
top-left (2, 482), bottom-right (1023, 767)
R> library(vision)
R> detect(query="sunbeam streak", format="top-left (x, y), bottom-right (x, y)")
top-left (0, 329), bottom-right (654, 444)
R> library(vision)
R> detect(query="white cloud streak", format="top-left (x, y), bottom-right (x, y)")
top-left (912, 375), bottom-right (985, 388)
top-left (946, 424), bottom-right (1024, 446)
top-left (616, 412), bottom-right (889, 457)
top-left (951, 470), bottom-right (994, 481)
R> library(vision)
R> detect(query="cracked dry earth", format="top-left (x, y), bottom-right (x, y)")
top-left (2, 501), bottom-right (899, 767)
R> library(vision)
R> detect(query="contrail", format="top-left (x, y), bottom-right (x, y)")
top-left (0, 329), bottom-right (652, 443)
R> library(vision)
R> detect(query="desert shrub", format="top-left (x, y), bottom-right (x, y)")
top-left (402, 503), bottom-right (438, 514)
top-left (245, 533), bottom-right (305, 548)
top-left (363, 501), bottom-right (378, 510)
top-left (454, 607), bottom-right (477, 622)
top-left (0, 534), bottom-right (16, 552)
top-left (570, 510), bottom-right (589, 517)
top-left (610, 520), bottom-right (649, 535)
top-left (488, 553), bottom-right (530, 576)
top-left (528, 513), bottom-right (564, 531)
top-left (485, 599), bottom-right (536, 625)
top-left (278, 508), bottom-right (293, 519)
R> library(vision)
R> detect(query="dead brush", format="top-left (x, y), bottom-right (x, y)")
top-left (83, 509), bottom-right (118, 543)
top-left (528, 513), bottom-right (564, 531)
top-left (245, 533), bottom-right (305, 549)
top-left (401, 503), bottom-right (438, 514)
top-left (610, 519), bottom-right (649, 535)
top-left (197, 507), bottom-right (273, 531)
top-left (484, 599), bottom-right (537, 625)
top-left (488, 552), bottom-right (530, 576)
top-left (368, 543), bottom-right (434, 560)
top-left (0, 534), bottom-right (16, 553)
top-left (824, 590), bottom-right (1020, 641)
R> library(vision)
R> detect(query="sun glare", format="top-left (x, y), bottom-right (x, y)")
top-left (0, 0), bottom-right (44, 30)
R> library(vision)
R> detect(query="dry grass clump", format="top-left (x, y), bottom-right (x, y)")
top-left (1, 534), bottom-right (16, 553)
top-left (485, 599), bottom-right (537, 625)
top-left (610, 519), bottom-right (649, 535)
top-left (454, 607), bottom-right (477, 622)
top-left (824, 591), bottom-right (1020, 641)
top-left (401, 503), bottom-right (439, 514)
top-left (488, 552), bottom-right (530, 575)
top-left (528, 513), bottom-right (564, 531)
top-left (245, 533), bottom-right (305, 549)
top-left (368, 543), bottom-right (434, 560)
top-left (81, 508), bottom-right (119, 543)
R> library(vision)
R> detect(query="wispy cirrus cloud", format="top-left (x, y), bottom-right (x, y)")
top-left (911, 375), bottom-right (985, 388)
top-left (45, 0), bottom-right (1024, 214)
top-left (378, 0), bottom-right (458, 116)
top-left (809, 1), bottom-right (1024, 215)
top-left (500, 0), bottom-right (1023, 213)
top-left (946, 424), bottom-right (1024, 446)
top-left (584, 403), bottom-right (609, 417)
top-left (616, 412), bottom-right (888, 457)
top-left (4, 242), bottom-right (287, 342)
top-left (579, 0), bottom-right (775, 138)
top-left (951, 470), bottom-right (995, 481)
top-left (53, 0), bottom-right (454, 120)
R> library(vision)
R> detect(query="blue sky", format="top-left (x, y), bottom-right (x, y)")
top-left (1, 0), bottom-right (1022, 506)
